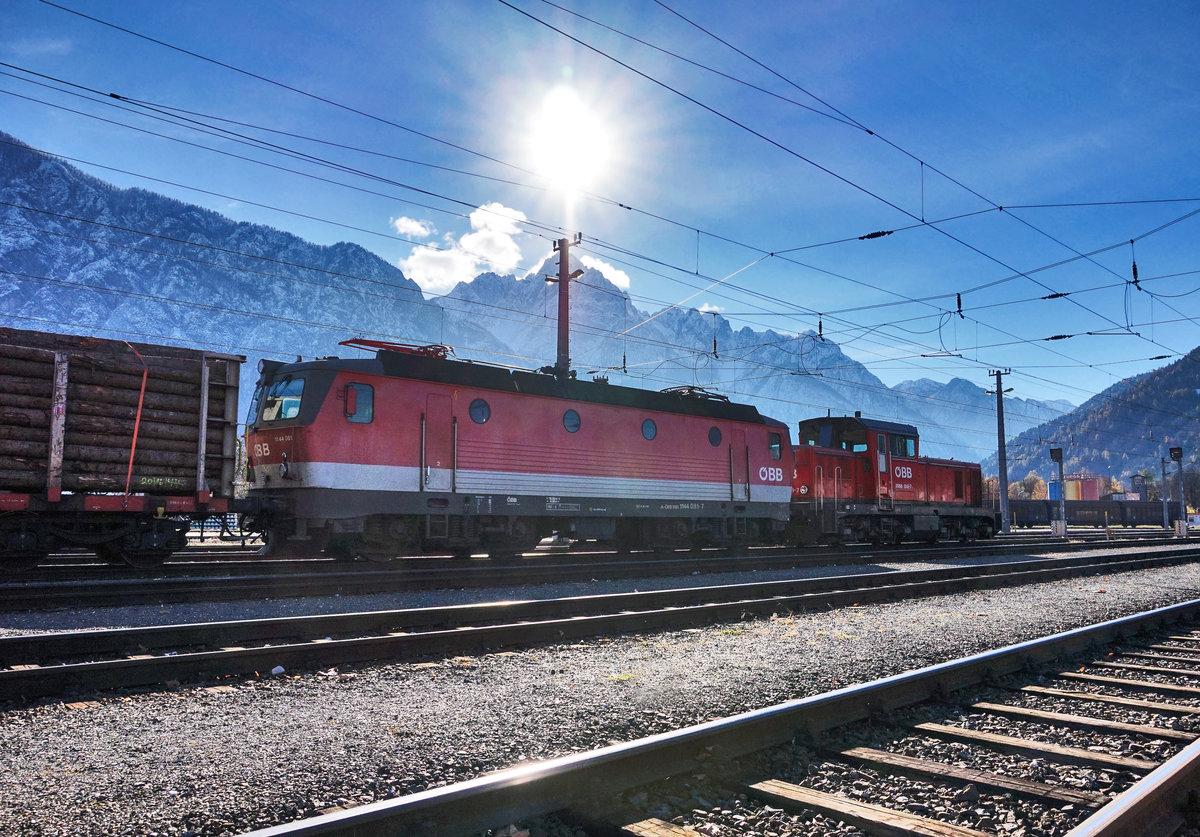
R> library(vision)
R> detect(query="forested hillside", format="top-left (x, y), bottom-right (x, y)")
top-left (984, 348), bottom-right (1200, 492)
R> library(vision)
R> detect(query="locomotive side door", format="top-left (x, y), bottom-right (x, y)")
top-left (731, 429), bottom-right (748, 501)
top-left (423, 393), bottom-right (454, 492)
top-left (876, 432), bottom-right (893, 510)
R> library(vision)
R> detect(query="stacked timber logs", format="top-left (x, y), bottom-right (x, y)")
top-left (0, 327), bottom-right (244, 497)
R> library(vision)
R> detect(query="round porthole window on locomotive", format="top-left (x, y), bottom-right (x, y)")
top-left (642, 418), bottom-right (657, 440)
top-left (708, 426), bottom-right (722, 447)
top-left (563, 408), bottom-right (581, 433)
top-left (469, 398), bottom-right (490, 424)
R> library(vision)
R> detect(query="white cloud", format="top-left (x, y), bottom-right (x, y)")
top-left (400, 245), bottom-right (479, 295)
top-left (579, 255), bottom-right (631, 290)
top-left (400, 202), bottom-right (530, 295)
top-left (698, 303), bottom-right (724, 313)
top-left (391, 216), bottom-right (433, 238)
top-left (8, 38), bottom-right (71, 58)
top-left (470, 202), bottom-right (526, 236)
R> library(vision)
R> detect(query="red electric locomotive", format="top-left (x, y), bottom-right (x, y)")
top-left (789, 412), bottom-right (997, 544)
top-left (244, 340), bottom-right (794, 558)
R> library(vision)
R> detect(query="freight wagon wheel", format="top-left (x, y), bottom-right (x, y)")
top-left (1, 553), bottom-right (44, 573)
top-left (94, 542), bottom-right (128, 566)
top-left (1, 525), bottom-right (47, 572)
top-left (121, 549), bottom-right (171, 569)
top-left (94, 541), bottom-right (169, 569)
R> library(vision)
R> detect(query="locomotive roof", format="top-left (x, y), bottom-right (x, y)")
top-left (270, 350), bottom-right (784, 427)
top-left (798, 414), bottom-right (919, 437)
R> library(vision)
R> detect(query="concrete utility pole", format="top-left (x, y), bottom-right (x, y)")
top-left (548, 234), bottom-right (584, 377)
top-left (989, 369), bottom-right (1012, 533)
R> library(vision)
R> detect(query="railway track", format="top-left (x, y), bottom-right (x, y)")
top-left (2, 547), bottom-right (1196, 702)
top-left (1, 538), bottom-right (1190, 610)
top-left (238, 599), bottom-right (1200, 837)
top-left (24, 528), bottom-right (1184, 575)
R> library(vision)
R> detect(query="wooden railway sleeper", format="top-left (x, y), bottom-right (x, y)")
top-left (606, 625), bottom-right (1200, 837)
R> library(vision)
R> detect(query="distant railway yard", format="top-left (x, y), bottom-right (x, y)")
top-left (2, 537), bottom-right (1200, 836)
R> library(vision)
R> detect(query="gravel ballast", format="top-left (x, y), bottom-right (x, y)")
top-left (1, 556), bottom-right (1199, 835)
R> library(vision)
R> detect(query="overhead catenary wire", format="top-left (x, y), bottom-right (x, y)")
top-left (7, 127), bottom-right (1190, 443)
top-left (4, 11), bottom-right (1190, 393)
top-left (7, 1), bottom-right (1190, 455)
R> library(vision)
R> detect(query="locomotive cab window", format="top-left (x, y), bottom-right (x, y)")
top-left (890, 435), bottom-right (916, 457)
top-left (768, 432), bottom-right (782, 460)
top-left (261, 375), bottom-right (305, 422)
top-left (836, 426), bottom-right (867, 452)
top-left (343, 383), bottom-right (373, 423)
top-left (246, 383), bottom-right (265, 426)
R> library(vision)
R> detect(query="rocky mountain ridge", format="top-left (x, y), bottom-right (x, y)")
top-left (0, 131), bottom-right (1087, 465)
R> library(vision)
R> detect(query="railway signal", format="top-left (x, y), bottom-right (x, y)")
top-left (1049, 447), bottom-right (1066, 538)
top-left (1170, 447), bottom-right (1187, 536)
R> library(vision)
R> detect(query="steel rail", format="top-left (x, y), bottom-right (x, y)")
top-left (0, 538), bottom-right (1191, 609)
top-left (2, 547), bottom-right (1195, 662)
top-left (1, 549), bottom-right (1196, 701)
top-left (238, 599), bottom-right (1200, 837)
top-left (1065, 736), bottom-right (1200, 837)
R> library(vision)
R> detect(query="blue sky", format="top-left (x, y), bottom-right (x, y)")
top-left (3, 0), bottom-right (1199, 406)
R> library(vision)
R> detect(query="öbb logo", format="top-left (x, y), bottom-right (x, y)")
top-left (759, 466), bottom-right (785, 482)
top-left (895, 465), bottom-right (913, 479)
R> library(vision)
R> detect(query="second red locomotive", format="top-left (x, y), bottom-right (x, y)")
top-left (789, 412), bottom-right (995, 544)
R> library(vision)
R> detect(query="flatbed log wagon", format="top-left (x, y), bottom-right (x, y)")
top-left (0, 327), bottom-right (244, 569)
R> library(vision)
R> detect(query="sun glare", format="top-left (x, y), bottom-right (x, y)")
top-left (528, 85), bottom-right (612, 196)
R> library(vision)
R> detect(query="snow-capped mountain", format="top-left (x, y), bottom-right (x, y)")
top-left (437, 266), bottom-right (1073, 462)
top-left (1, 131), bottom-right (1074, 465)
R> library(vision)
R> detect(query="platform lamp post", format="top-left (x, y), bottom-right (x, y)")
top-left (1050, 447), bottom-right (1066, 538)
top-left (1170, 446), bottom-right (1186, 536)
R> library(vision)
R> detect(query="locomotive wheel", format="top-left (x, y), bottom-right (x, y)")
top-left (652, 518), bottom-right (691, 549)
top-left (325, 538), bottom-right (364, 562)
top-left (482, 518), bottom-right (542, 558)
top-left (482, 533), bottom-right (541, 559)
top-left (612, 520), bottom-right (643, 553)
top-left (262, 523), bottom-right (330, 557)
